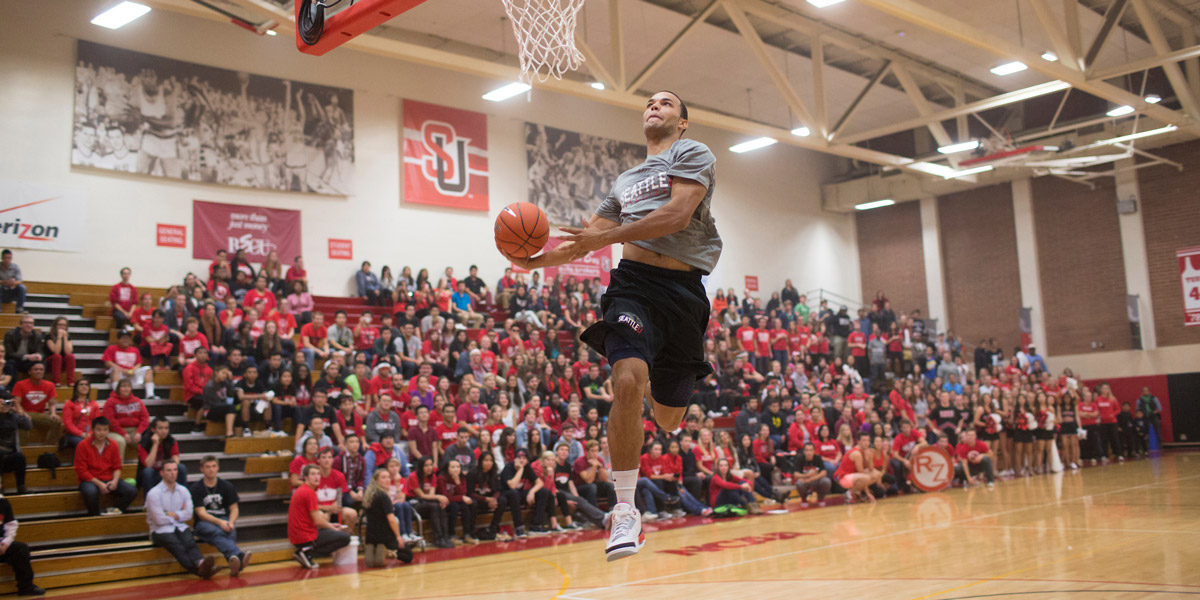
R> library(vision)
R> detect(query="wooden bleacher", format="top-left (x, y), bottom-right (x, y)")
top-left (0, 282), bottom-right (297, 594)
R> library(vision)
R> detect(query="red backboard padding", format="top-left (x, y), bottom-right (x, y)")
top-left (296, 0), bottom-right (429, 56)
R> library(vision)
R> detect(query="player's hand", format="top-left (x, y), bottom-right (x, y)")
top-left (557, 226), bottom-right (607, 255)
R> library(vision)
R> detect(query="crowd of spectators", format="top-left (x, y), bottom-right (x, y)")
top-left (0, 248), bottom-right (1168, 585)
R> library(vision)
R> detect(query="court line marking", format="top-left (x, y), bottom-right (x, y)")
top-left (534, 557), bottom-right (572, 600)
top-left (940, 591), bottom-right (1200, 599)
top-left (961, 525), bottom-right (1200, 534)
top-left (558, 472), bottom-right (1200, 600)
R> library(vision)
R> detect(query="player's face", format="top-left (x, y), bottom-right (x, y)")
top-left (643, 92), bottom-right (685, 138)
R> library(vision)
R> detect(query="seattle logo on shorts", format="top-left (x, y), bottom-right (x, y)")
top-left (618, 313), bottom-right (643, 334)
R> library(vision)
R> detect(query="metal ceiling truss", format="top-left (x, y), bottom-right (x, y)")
top-left (151, 0), bottom-right (1198, 186)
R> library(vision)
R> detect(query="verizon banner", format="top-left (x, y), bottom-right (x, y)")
top-left (192, 200), bottom-right (301, 262)
top-left (1180, 246), bottom-right (1200, 326)
top-left (0, 181), bottom-right (88, 253)
top-left (402, 99), bottom-right (489, 211)
top-left (541, 238), bottom-right (613, 286)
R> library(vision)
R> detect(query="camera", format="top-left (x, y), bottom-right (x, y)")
top-left (2, 398), bottom-right (12, 407)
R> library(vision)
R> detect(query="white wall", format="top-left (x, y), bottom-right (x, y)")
top-left (0, 0), bottom-right (858, 300)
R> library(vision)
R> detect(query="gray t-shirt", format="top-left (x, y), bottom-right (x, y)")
top-left (595, 139), bottom-right (722, 273)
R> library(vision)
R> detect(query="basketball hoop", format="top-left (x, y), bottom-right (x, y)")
top-left (499, 0), bottom-right (587, 83)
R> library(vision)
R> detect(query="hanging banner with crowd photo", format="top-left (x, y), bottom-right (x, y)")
top-left (1179, 246), bottom-right (1200, 326)
top-left (524, 123), bottom-right (645, 226)
top-left (192, 200), bottom-right (301, 262)
top-left (540, 238), bottom-right (613, 286)
top-left (72, 40), bottom-right (355, 195)
top-left (402, 99), bottom-right (489, 211)
top-left (0, 181), bottom-right (88, 253)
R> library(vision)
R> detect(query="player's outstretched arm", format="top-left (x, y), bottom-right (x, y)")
top-left (559, 178), bottom-right (706, 254)
top-left (506, 215), bottom-right (619, 271)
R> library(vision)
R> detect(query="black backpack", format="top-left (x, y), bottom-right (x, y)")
top-left (37, 451), bottom-right (62, 478)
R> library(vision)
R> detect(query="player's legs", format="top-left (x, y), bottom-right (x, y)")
top-left (608, 357), bottom-right (649, 475)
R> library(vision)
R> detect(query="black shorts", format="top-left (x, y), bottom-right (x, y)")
top-left (1035, 429), bottom-right (1055, 441)
top-left (580, 260), bottom-right (712, 409)
top-left (1013, 429), bottom-right (1034, 443)
top-left (1060, 422), bottom-right (1078, 435)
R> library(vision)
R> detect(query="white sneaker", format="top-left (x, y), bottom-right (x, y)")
top-left (642, 512), bottom-right (658, 522)
top-left (604, 503), bottom-right (644, 562)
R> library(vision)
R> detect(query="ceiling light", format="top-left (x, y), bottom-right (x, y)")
top-left (791, 126), bottom-right (811, 137)
top-left (1107, 105), bottom-right (1135, 117)
top-left (1145, 94), bottom-right (1162, 104)
top-left (937, 140), bottom-right (980, 154)
top-left (855, 199), bottom-right (895, 211)
top-left (1041, 51), bottom-right (1058, 62)
top-left (482, 82), bottom-right (532, 102)
top-left (729, 137), bottom-right (777, 153)
top-left (1090, 125), bottom-right (1178, 146)
top-left (909, 162), bottom-right (958, 178)
top-left (590, 82), bottom-right (605, 90)
top-left (806, 0), bottom-right (846, 7)
top-left (990, 61), bottom-right (1028, 76)
top-left (945, 165), bottom-right (994, 179)
top-left (91, 1), bottom-right (151, 29)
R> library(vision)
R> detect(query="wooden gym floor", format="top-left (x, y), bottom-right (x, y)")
top-left (38, 452), bottom-right (1200, 600)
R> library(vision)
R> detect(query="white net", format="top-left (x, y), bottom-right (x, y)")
top-left (499, 0), bottom-right (587, 83)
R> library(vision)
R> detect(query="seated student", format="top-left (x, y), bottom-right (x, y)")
top-left (201, 364), bottom-right (240, 437)
top-left (636, 441), bottom-right (682, 520)
top-left (0, 396), bottom-right (32, 495)
top-left (140, 311), bottom-right (175, 369)
top-left (108, 267), bottom-right (137, 331)
top-left (382, 458), bottom-right (419, 543)
top-left (138, 417), bottom-right (186, 490)
top-left (102, 380), bottom-right (149, 459)
top-left (835, 432), bottom-right (876, 503)
top-left (146, 462), bottom-right (215, 579)
top-left (709, 457), bottom-right (755, 516)
top-left (235, 365), bottom-right (270, 436)
top-left (177, 318), bottom-right (209, 367)
top-left (190, 455), bottom-right (251, 577)
top-left (295, 414), bottom-right (335, 457)
top-left (289, 437), bottom-right (321, 488)
top-left (469, 452), bottom-right (517, 541)
top-left (3, 313), bottom-right (43, 374)
top-left (361, 469), bottom-right (415, 567)
top-left (408, 456), bottom-right (454, 549)
top-left (61, 380), bottom-right (101, 452)
top-left (550, 443), bottom-right (607, 527)
top-left (0, 493), bottom-right (44, 596)
top-left (11, 363), bottom-right (63, 450)
top-left (315, 447), bottom-right (357, 529)
top-left (289, 464), bottom-right (351, 570)
top-left (74, 417), bottom-right (137, 516)
top-left (334, 395), bottom-right (365, 447)
top-left (364, 432), bottom-right (409, 483)
top-left (792, 442), bottom-right (832, 506)
top-left (439, 459), bottom-right (477, 545)
top-left (334, 434), bottom-right (366, 507)
top-left (528, 450), bottom-right (570, 534)
top-left (182, 347), bottom-right (213, 433)
top-left (103, 331), bottom-right (156, 400)
top-left (44, 316), bottom-right (76, 386)
top-left (663, 439), bottom-right (713, 517)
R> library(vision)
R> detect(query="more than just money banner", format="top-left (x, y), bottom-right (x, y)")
top-left (0, 181), bottom-right (88, 253)
top-left (192, 200), bottom-right (301, 262)
top-left (541, 237), bottom-right (613, 286)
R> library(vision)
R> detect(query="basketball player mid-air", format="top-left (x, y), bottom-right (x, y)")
top-left (504, 91), bottom-right (720, 561)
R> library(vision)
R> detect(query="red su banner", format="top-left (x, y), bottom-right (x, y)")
top-left (192, 200), bottom-right (301, 262)
top-left (540, 238), bottom-right (613, 286)
top-left (402, 99), bottom-right (489, 211)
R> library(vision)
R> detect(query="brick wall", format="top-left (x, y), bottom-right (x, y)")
top-left (1031, 176), bottom-right (1130, 355)
top-left (1138, 139), bottom-right (1200, 347)
top-left (855, 201), bottom-right (928, 317)
top-left (938, 183), bottom-right (1023, 351)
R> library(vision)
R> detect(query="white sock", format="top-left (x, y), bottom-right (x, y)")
top-left (612, 469), bottom-right (638, 507)
top-left (145, 382), bottom-right (156, 398)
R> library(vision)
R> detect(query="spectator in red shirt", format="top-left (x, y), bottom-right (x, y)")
top-left (102, 379), bottom-right (149, 459)
top-left (11, 362), bottom-right (63, 447)
top-left (409, 455), bottom-right (454, 549)
top-left (1095, 383), bottom-right (1124, 462)
top-left (709, 457), bottom-right (754, 512)
top-left (183, 347), bottom-right (212, 425)
top-left (61, 380), bottom-right (100, 451)
top-left (108, 267), bottom-right (137, 331)
top-left (834, 432), bottom-right (874, 503)
top-left (44, 315), bottom-right (76, 386)
top-left (954, 429), bottom-right (995, 487)
top-left (289, 464), bottom-right (351, 569)
top-left (299, 312), bottom-right (331, 371)
top-left (129, 294), bottom-right (156, 341)
top-left (74, 417), bottom-right (137, 516)
top-left (285, 256), bottom-right (308, 289)
top-left (847, 327), bottom-right (867, 375)
top-left (177, 317), bottom-right (209, 366)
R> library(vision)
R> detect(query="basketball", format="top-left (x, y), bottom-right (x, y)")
top-left (494, 202), bottom-right (549, 259)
